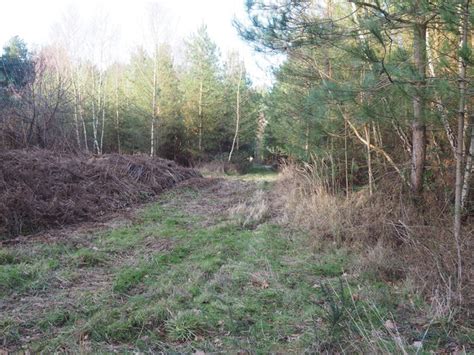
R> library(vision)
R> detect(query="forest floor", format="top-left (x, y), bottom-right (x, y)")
top-left (1, 169), bottom-right (472, 353)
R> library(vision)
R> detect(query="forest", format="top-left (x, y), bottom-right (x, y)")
top-left (0, 0), bottom-right (473, 353)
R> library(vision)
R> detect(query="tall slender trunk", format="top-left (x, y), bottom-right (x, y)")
top-left (92, 103), bottom-right (98, 154)
top-left (344, 119), bottom-right (349, 198)
top-left (100, 80), bottom-right (106, 154)
top-left (151, 53), bottom-right (158, 158)
top-left (27, 80), bottom-right (37, 147)
top-left (79, 96), bottom-right (88, 153)
top-left (365, 123), bottom-right (374, 195)
top-left (256, 112), bottom-right (266, 163)
top-left (411, 23), bottom-right (427, 195)
top-left (228, 64), bottom-right (243, 162)
top-left (426, 29), bottom-right (456, 152)
top-left (73, 71), bottom-right (88, 153)
top-left (69, 66), bottom-right (81, 150)
top-left (72, 84), bottom-right (81, 149)
top-left (454, 0), bottom-right (470, 299)
top-left (198, 79), bottom-right (203, 152)
top-left (115, 75), bottom-right (121, 154)
top-left (372, 123), bottom-right (382, 167)
top-left (97, 70), bottom-right (103, 155)
top-left (462, 113), bottom-right (474, 207)
top-left (304, 122), bottom-right (310, 159)
top-left (91, 69), bottom-right (100, 155)
top-left (330, 138), bottom-right (336, 193)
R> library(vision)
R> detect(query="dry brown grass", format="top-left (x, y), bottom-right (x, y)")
top-left (273, 161), bottom-right (473, 320)
top-left (196, 161), bottom-right (226, 176)
top-left (229, 189), bottom-right (269, 228)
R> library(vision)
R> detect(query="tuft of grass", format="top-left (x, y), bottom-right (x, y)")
top-left (38, 309), bottom-right (75, 330)
top-left (0, 318), bottom-right (20, 345)
top-left (113, 266), bottom-right (147, 293)
top-left (131, 302), bottom-right (169, 328)
top-left (0, 249), bottom-right (20, 265)
top-left (84, 309), bottom-right (141, 343)
top-left (100, 225), bottom-right (146, 251)
top-left (165, 310), bottom-right (206, 342)
top-left (153, 246), bottom-right (190, 266)
top-left (71, 248), bottom-right (108, 268)
top-left (229, 189), bottom-right (269, 228)
top-left (312, 249), bottom-right (349, 277)
top-left (0, 258), bottom-right (59, 297)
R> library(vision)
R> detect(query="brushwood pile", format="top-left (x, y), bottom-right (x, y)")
top-left (0, 149), bottom-right (201, 238)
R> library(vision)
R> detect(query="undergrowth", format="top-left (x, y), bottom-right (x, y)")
top-left (274, 161), bottom-right (473, 351)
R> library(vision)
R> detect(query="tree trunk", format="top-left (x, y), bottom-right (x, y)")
top-left (330, 137), bottom-right (336, 193)
top-left (79, 97), bottom-right (88, 153)
top-left (91, 100), bottom-right (99, 155)
top-left (97, 69), bottom-right (104, 155)
top-left (198, 79), bottom-right (203, 152)
top-left (91, 69), bottom-right (100, 155)
top-left (100, 80), bottom-right (106, 155)
top-left (72, 93), bottom-right (81, 149)
top-left (462, 113), bottom-right (473, 208)
top-left (344, 119), bottom-right (349, 198)
top-left (255, 112), bottom-right (266, 163)
top-left (151, 54), bottom-right (158, 158)
top-left (454, 0), bottom-right (470, 299)
top-left (426, 28), bottom-right (456, 153)
top-left (228, 64), bottom-right (243, 162)
top-left (411, 23), bottom-right (427, 195)
top-left (364, 123), bottom-right (374, 195)
top-left (73, 73), bottom-right (88, 153)
top-left (115, 75), bottom-right (121, 154)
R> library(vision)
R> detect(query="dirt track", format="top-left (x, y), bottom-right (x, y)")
top-left (0, 176), bottom-right (267, 352)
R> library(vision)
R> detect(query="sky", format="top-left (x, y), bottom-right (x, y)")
top-left (0, 0), bottom-right (281, 86)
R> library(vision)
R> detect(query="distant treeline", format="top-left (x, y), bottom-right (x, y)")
top-left (0, 27), bottom-right (262, 165)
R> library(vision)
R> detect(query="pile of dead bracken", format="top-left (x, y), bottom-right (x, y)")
top-left (0, 149), bottom-right (201, 238)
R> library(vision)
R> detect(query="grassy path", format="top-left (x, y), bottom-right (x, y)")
top-left (1, 173), bottom-right (467, 353)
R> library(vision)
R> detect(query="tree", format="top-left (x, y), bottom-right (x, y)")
top-left (453, 0), bottom-right (470, 299)
top-left (154, 45), bottom-right (186, 161)
top-left (0, 37), bottom-right (35, 148)
top-left (0, 36), bottom-right (34, 90)
top-left (182, 25), bottom-right (223, 157)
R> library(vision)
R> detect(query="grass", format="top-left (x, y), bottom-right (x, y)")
top-left (1, 173), bottom-right (471, 353)
top-left (237, 165), bottom-right (279, 182)
top-left (201, 162), bottom-right (279, 182)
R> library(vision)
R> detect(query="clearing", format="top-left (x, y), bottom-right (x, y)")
top-left (0, 170), bottom-right (471, 353)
